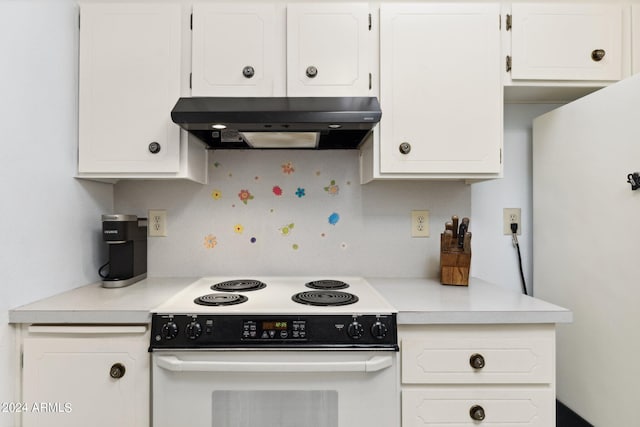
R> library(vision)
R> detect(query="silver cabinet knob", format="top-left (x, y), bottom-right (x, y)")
top-left (306, 66), bottom-right (318, 78)
top-left (399, 142), bottom-right (411, 154)
top-left (591, 49), bottom-right (605, 62)
top-left (148, 142), bottom-right (161, 154)
top-left (110, 363), bottom-right (126, 379)
top-left (242, 66), bottom-right (255, 78)
top-left (469, 405), bottom-right (485, 421)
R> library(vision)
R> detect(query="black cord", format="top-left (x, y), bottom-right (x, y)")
top-left (511, 223), bottom-right (528, 295)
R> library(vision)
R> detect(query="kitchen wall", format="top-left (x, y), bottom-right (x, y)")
top-left (0, 1), bottom-right (113, 423)
top-left (115, 150), bottom-right (471, 278)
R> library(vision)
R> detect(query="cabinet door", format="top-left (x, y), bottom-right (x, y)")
top-left (633, 5), bottom-right (640, 75)
top-left (510, 3), bottom-right (623, 81)
top-left (191, 3), bottom-right (285, 96)
top-left (379, 3), bottom-right (502, 175)
top-left (22, 326), bottom-right (149, 427)
top-left (78, 4), bottom-right (181, 174)
top-left (287, 3), bottom-right (371, 96)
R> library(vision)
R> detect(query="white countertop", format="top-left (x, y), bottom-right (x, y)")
top-left (369, 277), bottom-right (571, 324)
top-left (8, 276), bottom-right (571, 325)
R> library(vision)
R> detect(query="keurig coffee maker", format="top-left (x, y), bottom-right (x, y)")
top-left (99, 214), bottom-right (147, 288)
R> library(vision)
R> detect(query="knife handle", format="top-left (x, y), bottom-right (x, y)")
top-left (463, 232), bottom-right (472, 254)
top-left (452, 216), bottom-right (459, 238)
top-left (445, 222), bottom-right (453, 232)
top-left (458, 223), bottom-right (467, 247)
top-left (444, 230), bottom-right (453, 249)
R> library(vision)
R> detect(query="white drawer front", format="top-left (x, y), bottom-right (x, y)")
top-left (402, 387), bottom-right (554, 426)
top-left (401, 328), bottom-right (554, 384)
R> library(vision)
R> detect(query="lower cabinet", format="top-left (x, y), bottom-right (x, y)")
top-left (21, 325), bottom-right (149, 427)
top-left (399, 324), bottom-right (556, 426)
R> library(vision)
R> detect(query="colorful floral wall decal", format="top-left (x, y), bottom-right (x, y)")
top-left (250, 237), bottom-right (257, 243)
top-left (279, 223), bottom-right (295, 236)
top-left (324, 180), bottom-right (339, 195)
top-left (238, 189), bottom-right (254, 204)
top-left (204, 234), bottom-right (217, 249)
top-left (211, 190), bottom-right (222, 200)
top-left (340, 242), bottom-right (348, 250)
top-left (272, 185), bottom-right (283, 196)
top-left (328, 212), bottom-right (340, 225)
top-left (292, 243), bottom-right (299, 250)
top-left (213, 162), bottom-right (221, 168)
top-left (295, 187), bottom-right (306, 198)
top-left (281, 162), bottom-right (295, 175)
top-left (234, 224), bottom-right (244, 234)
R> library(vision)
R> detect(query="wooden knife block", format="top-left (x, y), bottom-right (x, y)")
top-left (440, 234), bottom-right (471, 286)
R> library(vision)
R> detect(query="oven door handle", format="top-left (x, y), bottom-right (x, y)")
top-left (155, 355), bottom-right (393, 373)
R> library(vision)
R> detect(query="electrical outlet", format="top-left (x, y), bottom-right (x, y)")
top-left (148, 209), bottom-right (167, 237)
top-left (411, 210), bottom-right (430, 237)
top-left (503, 208), bottom-right (521, 235)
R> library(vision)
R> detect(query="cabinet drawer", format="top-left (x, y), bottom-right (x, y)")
top-left (401, 327), bottom-right (554, 384)
top-left (402, 387), bottom-right (554, 427)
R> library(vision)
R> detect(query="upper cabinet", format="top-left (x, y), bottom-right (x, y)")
top-left (633, 5), bottom-right (640, 74)
top-left (191, 2), bottom-right (371, 97)
top-left (191, 3), bottom-right (285, 96)
top-left (286, 3), bottom-right (371, 96)
top-left (78, 3), bottom-right (207, 183)
top-left (361, 3), bottom-right (502, 181)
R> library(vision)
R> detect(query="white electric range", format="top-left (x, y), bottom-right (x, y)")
top-left (150, 277), bottom-right (399, 427)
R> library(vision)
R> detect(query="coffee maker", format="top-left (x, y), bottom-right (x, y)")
top-left (99, 214), bottom-right (147, 288)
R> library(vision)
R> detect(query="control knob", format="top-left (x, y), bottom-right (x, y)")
top-left (347, 321), bottom-right (364, 339)
top-left (371, 321), bottom-right (388, 339)
top-left (161, 322), bottom-right (178, 340)
top-left (186, 321), bottom-right (202, 340)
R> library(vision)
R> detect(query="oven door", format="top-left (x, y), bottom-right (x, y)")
top-left (152, 351), bottom-right (398, 427)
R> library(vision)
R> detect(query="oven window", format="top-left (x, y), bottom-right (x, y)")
top-left (212, 390), bottom-right (338, 427)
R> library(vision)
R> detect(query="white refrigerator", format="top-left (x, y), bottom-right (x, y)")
top-left (533, 73), bottom-right (640, 426)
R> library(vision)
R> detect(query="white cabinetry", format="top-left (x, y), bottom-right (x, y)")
top-left (400, 324), bottom-right (556, 426)
top-left (361, 3), bottom-right (502, 182)
top-left (78, 3), bottom-right (206, 182)
top-left (191, 3), bottom-right (371, 97)
top-left (21, 325), bottom-right (150, 427)
top-left (509, 3), bottom-right (623, 81)
top-left (633, 5), bottom-right (640, 74)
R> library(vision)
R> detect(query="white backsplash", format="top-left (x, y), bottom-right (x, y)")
top-left (115, 150), bottom-right (470, 278)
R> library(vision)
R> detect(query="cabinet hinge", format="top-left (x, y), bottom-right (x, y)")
top-left (368, 13), bottom-right (372, 31)
top-left (20, 352), bottom-right (23, 369)
top-left (506, 14), bottom-right (512, 31)
top-left (369, 73), bottom-right (372, 90)
top-left (78, 13), bottom-right (81, 30)
top-left (499, 14), bottom-right (501, 30)
top-left (189, 73), bottom-right (192, 89)
top-left (190, 13), bottom-right (193, 30)
top-left (500, 148), bottom-right (503, 164)
top-left (506, 55), bottom-right (512, 73)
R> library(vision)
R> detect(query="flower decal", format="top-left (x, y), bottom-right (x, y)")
top-left (211, 190), bottom-right (222, 200)
top-left (233, 224), bottom-right (244, 234)
top-left (279, 223), bottom-right (295, 236)
top-left (238, 189), bottom-right (254, 204)
top-left (281, 162), bottom-right (295, 175)
top-left (272, 185), bottom-right (283, 196)
top-left (324, 180), bottom-right (339, 196)
top-left (328, 212), bottom-right (340, 225)
top-left (204, 234), bottom-right (217, 249)
top-left (295, 187), bottom-right (306, 198)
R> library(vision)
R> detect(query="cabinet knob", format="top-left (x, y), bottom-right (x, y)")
top-left (469, 405), bottom-right (485, 421)
top-left (399, 142), bottom-right (411, 154)
top-left (591, 49), bottom-right (606, 62)
top-left (469, 353), bottom-right (485, 369)
top-left (148, 142), bottom-right (161, 154)
top-left (110, 363), bottom-right (126, 379)
top-left (242, 66), bottom-right (255, 78)
top-left (306, 66), bottom-right (318, 78)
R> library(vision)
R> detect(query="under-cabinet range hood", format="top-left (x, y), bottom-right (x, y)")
top-left (170, 97), bottom-right (381, 149)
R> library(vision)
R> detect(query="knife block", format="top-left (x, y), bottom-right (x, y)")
top-left (440, 234), bottom-right (471, 286)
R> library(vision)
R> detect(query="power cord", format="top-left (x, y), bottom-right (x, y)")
top-left (511, 223), bottom-right (528, 295)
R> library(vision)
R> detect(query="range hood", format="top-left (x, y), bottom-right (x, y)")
top-left (170, 97), bottom-right (381, 149)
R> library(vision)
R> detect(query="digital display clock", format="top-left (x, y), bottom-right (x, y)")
top-left (262, 321), bottom-right (288, 330)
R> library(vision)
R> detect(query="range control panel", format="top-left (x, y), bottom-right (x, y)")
top-left (150, 314), bottom-right (398, 350)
